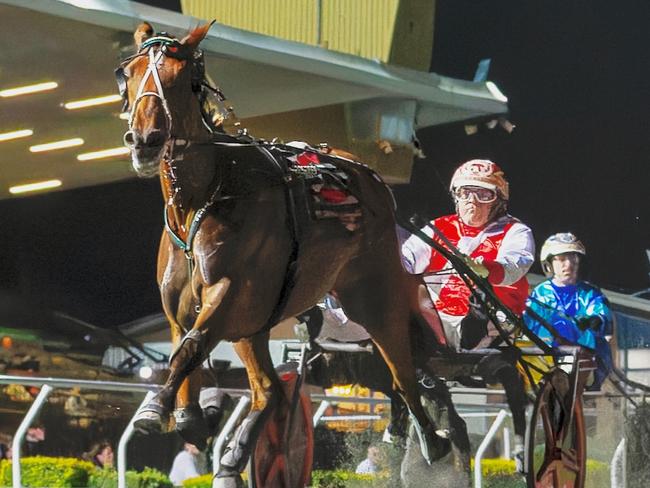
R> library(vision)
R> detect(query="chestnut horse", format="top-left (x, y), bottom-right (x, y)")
top-left (117, 22), bottom-right (450, 485)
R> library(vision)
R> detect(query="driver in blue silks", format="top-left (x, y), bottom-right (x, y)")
top-left (524, 232), bottom-right (613, 389)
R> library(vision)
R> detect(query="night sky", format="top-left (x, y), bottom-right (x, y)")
top-left (397, 0), bottom-right (650, 291)
top-left (0, 1), bottom-right (648, 327)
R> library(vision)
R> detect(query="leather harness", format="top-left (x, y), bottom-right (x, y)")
top-left (118, 34), bottom-right (364, 332)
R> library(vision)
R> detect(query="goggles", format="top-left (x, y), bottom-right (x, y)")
top-left (454, 186), bottom-right (497, 203)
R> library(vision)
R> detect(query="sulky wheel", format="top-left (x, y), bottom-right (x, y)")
top-left (250, 369), bottom-right (314, 488)
top-left (526, 368), bottom-right (586, 488)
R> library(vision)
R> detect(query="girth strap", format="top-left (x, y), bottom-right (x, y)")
top-left (254, 146), bottom-right (304, 333)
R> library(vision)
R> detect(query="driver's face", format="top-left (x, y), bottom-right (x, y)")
top-left (551, 253), bottom-right (580, 285)
top-left (457, 197), bottom-right (494, 227)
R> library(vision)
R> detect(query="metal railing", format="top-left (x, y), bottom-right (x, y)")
top-left (211, 395), bottom-right (251, 485)
top-left (0, 375), bottom-right (161, 488)
top-left (0, 373), bottom-right (254, 488)
top-left (11, 385), bottom-right (52, 488)
top-left (117, 391), bottom-right (156, 488)
top-left (611, 437), bottom-right (627, 488)
top-left (474, 409), bottom-right (510, 488)
top-left (2, 373), bottom-right (636, 488)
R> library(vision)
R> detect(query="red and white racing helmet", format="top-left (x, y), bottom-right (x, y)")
top-left (450, 159), bottom-right (509, 201)
top-left (540, 232), bottom-right (586, 275)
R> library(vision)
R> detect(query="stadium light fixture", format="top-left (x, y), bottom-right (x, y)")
top-left (9, 179), bottom-right (62, 194)
top-left (0, 129), bottom-right (34, 142)
top-left (64, 94), bottom-right (122, 110)
top-left (0, 82), bottom-right (58, 98)
top-left (30, 138), bottom-right (84, 153)
top-left (77, 146), bottom-right (130, 161)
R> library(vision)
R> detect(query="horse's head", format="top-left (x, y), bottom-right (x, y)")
top-left (116, 22), bottom-right (213, 177)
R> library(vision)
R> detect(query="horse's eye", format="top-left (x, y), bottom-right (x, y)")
top-left (167, 46), bottom-right (179, 53)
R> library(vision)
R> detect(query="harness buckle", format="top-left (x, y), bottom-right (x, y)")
top-left (417, 370), bottom-right (438, 390)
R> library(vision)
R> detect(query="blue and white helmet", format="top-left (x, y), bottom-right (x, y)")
top-left (540, 232), bottom-right (586, 275)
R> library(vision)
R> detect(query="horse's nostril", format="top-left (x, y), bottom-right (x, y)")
top-left (123, 130), bottom-right (137, 147)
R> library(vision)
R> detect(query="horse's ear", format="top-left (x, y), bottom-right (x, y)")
top-left (134, 22), bottom-right (154, 49)
top-left (181, 21), bottom-right (215, 49)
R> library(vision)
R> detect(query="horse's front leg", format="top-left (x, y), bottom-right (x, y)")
top-left (134, 278), bottom-right (231, 434)
top-left (172, 331), bottom-right (210, 448)
top-left (216, 332), bottom-right (280, 487)
top-left (170, 305), bottom-right (230, 448)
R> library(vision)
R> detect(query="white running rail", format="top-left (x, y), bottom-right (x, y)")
top-left (474, 409), bottom-right (509, 488)
top-left (117, 391), bottom-right (157, 488)
top-left (12, 384), bottom-right (53, 488)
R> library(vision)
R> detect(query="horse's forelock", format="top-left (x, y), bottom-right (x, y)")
top-left (181, 21), bottom-right (215, 49)
top-left (134, 22), bottom-right (154, 48)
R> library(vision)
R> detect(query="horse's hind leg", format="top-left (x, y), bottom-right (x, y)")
top-left (216, 332), bottom-right (280, 486)
top-left (385, 393), bottom-right (409, 444)
top-left (336, 282), bottom-right (450, 464)
top-left (172, 333), bottom-right (231, 447)
top-left (420, 376), bottom-right (471, 482)
top-left (374, 327), bottom-right (451, 463)
top-left (476, 355), bottom-right (528, 472)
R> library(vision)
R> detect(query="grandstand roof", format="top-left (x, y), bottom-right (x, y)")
top-left (0, 0), bottom-right (507, 199)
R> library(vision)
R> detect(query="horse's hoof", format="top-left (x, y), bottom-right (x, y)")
top-left (214, 471), bottom-right (244, 488)
top-left (413, 424), bottom-right (451, 464)
top-left (174, 405), bottom-right (208, 450)
top-left (133, 409), bottom-right (167, 435)
top-left (203, 406), bottom-right (223, 436)
top-left (513, 435), bottom-right (526, 474)
top-left (427, 432), bottom-right (451, 464)
top-left (514, 449), bottom-right (526, 475)
top-left (200, 388), bottom-right (232, 435)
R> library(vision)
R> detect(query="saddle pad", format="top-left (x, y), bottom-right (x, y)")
top-left (288, 150), bottom-right (362, 231)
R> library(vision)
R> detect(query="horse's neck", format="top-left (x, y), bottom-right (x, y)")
top-left (160, 144), bottom-right (218, 238)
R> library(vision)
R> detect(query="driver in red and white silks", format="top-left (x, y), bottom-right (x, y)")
top-left (402, 159), bottom-right (535, 350)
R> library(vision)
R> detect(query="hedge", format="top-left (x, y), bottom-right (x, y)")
top-left (182, 470), bottom-right (381, 488)
top-left (182, 458), bottom-right (609, 488)
top-left (88, 466), bottom-right (173, 488)
top-left (0, 457), bottom-right (94, 487)
top-left (0, 457), bottom-right (172, 488)
top-left (1, 456), bottom-right (606, 488)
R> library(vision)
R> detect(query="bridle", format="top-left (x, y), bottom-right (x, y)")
top-left (116, 35), bottom-right (220, 149)
top-left (126, 46), bottom-right (174, 139)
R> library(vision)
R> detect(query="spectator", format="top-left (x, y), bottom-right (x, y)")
top-left (169, 443), bottom-right (207, 486)
top-left (355, 445), bottom-right (383, 474)
top-left (0, 442), bottom-right (12, 460)
top-left (24, 426), bottom-right (45, 456)
top-left (84, 441), bottom-right (114, 468)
